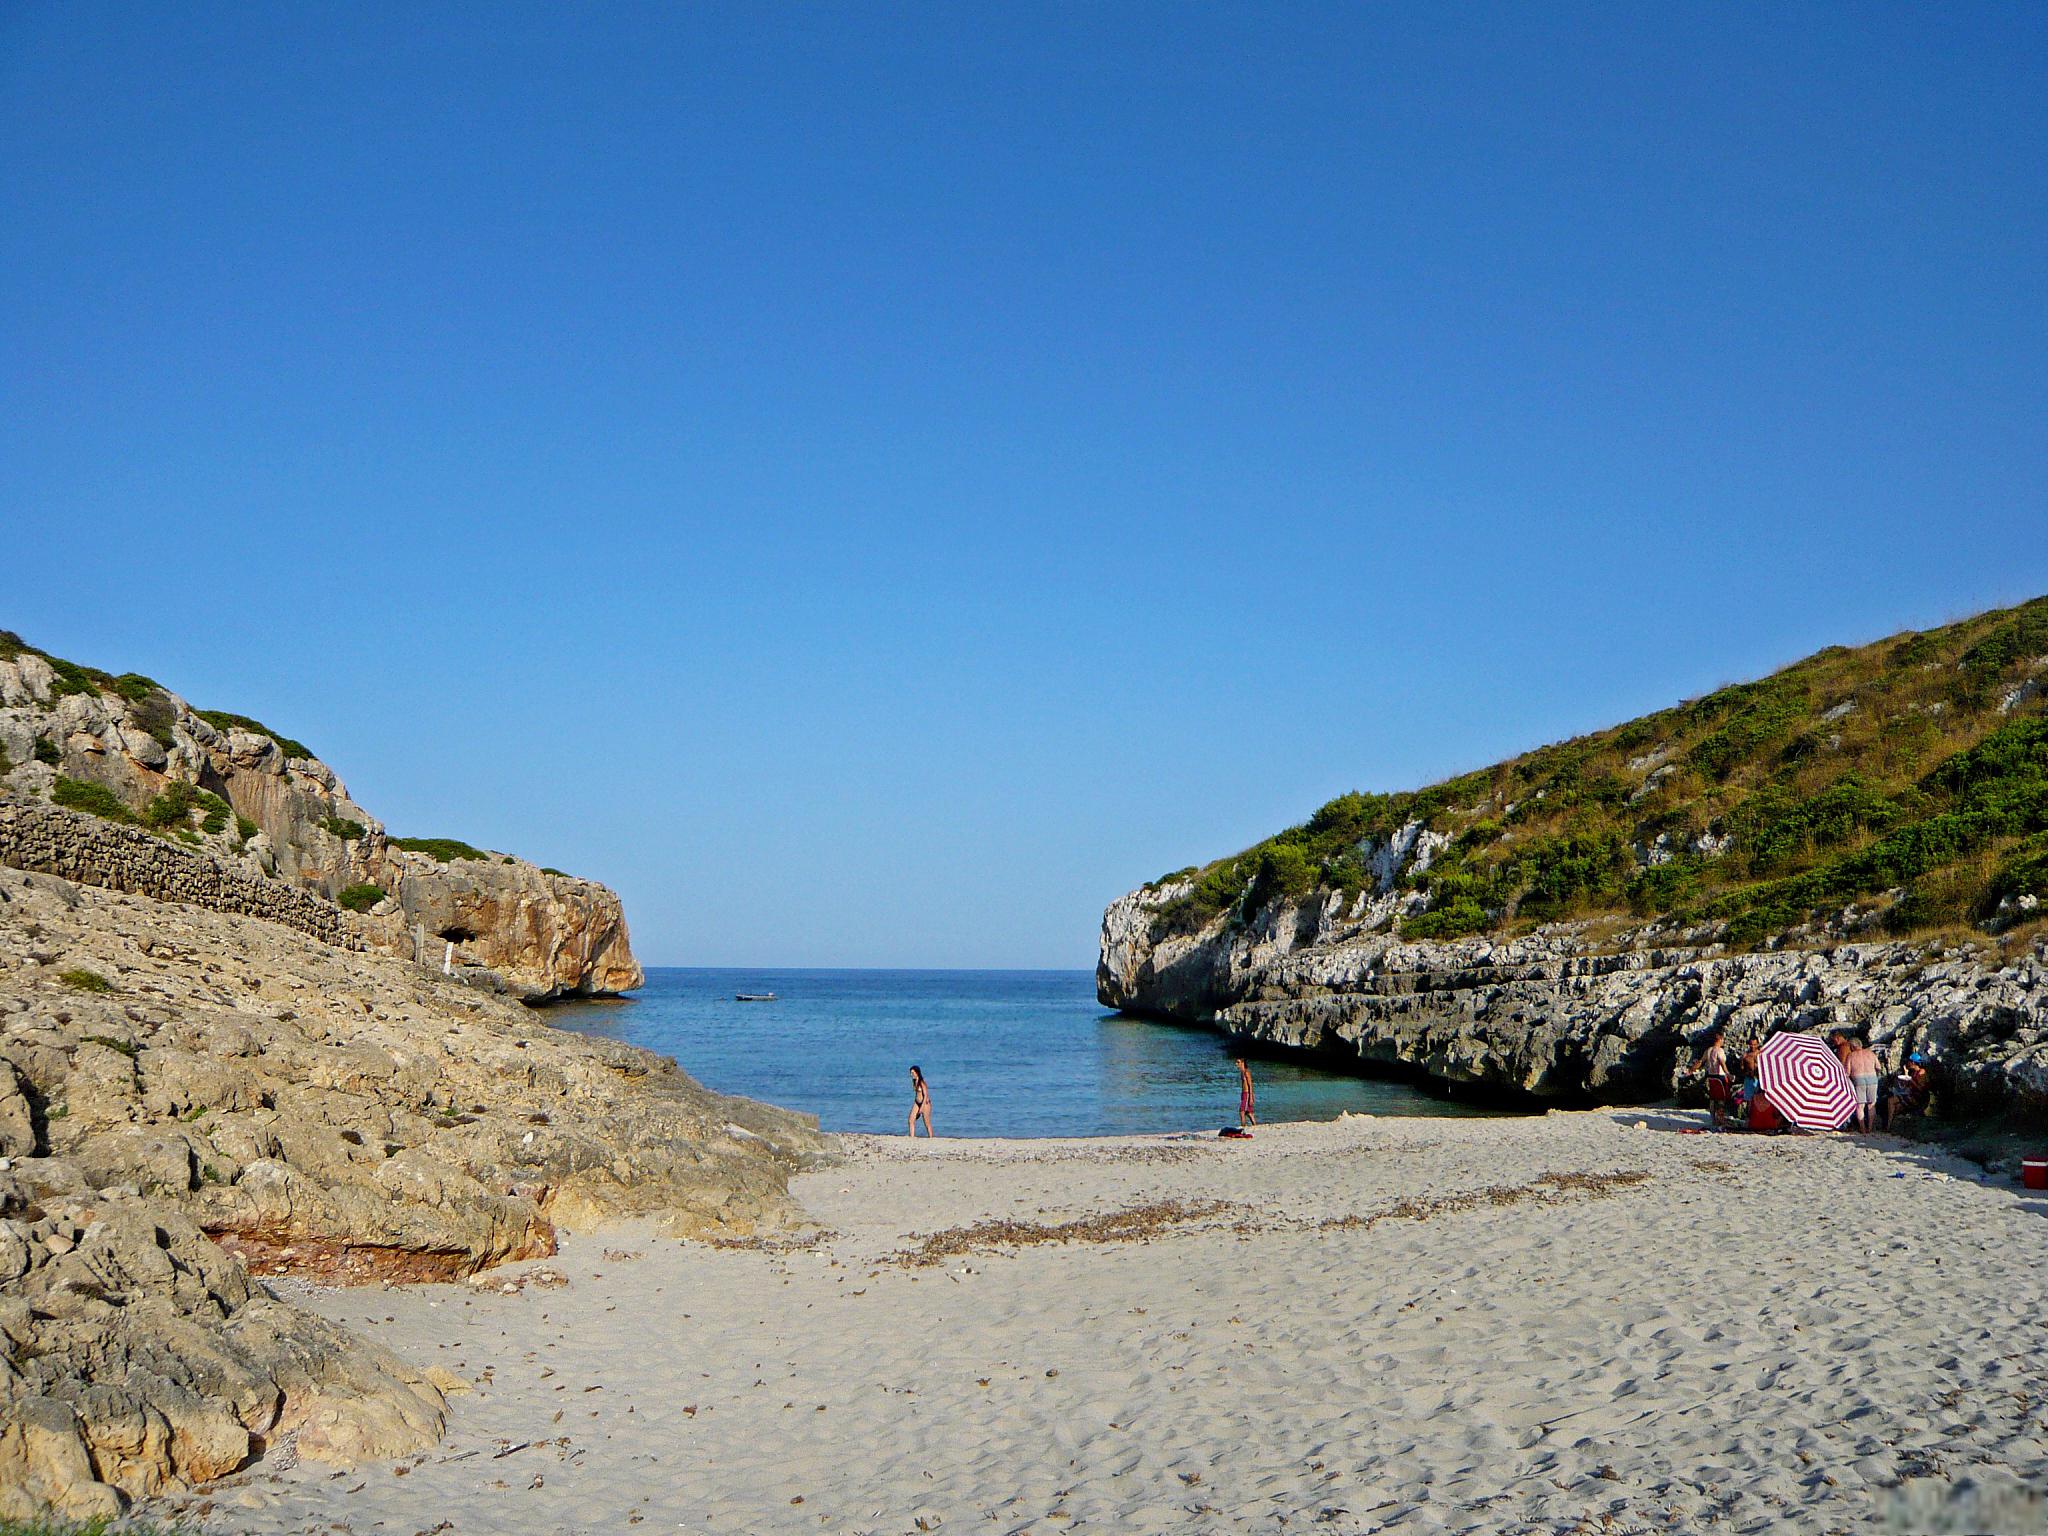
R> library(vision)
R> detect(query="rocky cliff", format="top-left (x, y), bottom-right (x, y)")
top-left (0, 631), bottom-right (829, 1519)
top-left (0, 634), bottom-right (641, 999)
top-left (0, 861), bottom-right (826, 1517)
top-left (1101, 877), bottom-right (2048, 1108)
top-left (1101, 598), bottom-right (2048, 1112)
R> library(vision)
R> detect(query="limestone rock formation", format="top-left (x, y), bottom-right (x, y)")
top-left (0, 1184), bottom-right (445, 1521)
top-left (0, 640), bottom-right (640, 999)
top-left (1101, 869), bottom-right (2048, 1110)
top-left (1100, 597), bottom-right (2048, 1111)
top-left (0, 863), bottom-right (828, 1514)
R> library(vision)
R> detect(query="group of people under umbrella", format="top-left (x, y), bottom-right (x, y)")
top-left (1691, 1026), bottom-right (1932, 1134)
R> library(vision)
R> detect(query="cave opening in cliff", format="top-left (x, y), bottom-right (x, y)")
top-left (438, 924), bottom-right (476, 943)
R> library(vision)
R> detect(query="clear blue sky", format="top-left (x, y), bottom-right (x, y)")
top-left (3, 5), bottom-right (2043, 967)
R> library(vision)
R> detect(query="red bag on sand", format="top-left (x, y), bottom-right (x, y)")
top-left (1748, 1095), bottom-right (1783, 1132)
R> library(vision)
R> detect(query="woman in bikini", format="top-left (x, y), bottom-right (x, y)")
top-left (907, 1065), bottom-right (934, 1138)
top-left (1235, 1057), bottom-right (1256, 1128)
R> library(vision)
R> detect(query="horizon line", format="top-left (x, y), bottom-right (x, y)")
top-left (637, 963), bottom-right (1097, 973)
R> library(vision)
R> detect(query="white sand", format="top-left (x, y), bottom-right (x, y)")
top-left (165, 1110), bottom-right (2048, 1535)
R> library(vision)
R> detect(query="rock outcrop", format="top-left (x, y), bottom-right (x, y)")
top-left (0, 1185), bottom-right (445, 1521)
top-left (0, 643), bottom-right (640, 999)
top-left (0, 862), bottom-right (828, 1515)
top-left (1101, 597), bottom-right (2048, 1114)
top-left (1100, 876), bottom-right (2048, 1110)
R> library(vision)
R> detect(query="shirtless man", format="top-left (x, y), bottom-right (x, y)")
top-left (1844, 1035), bottom-right (1881, 1133)
top-left (1695, 1029), bottom-right (1733, 1128)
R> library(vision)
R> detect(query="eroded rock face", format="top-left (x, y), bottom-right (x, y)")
top-left (366, 850), bottom-right (642, 999)
top-left (0, 654), bottom-right (641, 999)
top-left (0, 868), bottom-right (825, 1269)
top-left (1100, 883), bottom-right (2048, 1109)
top-left (0, 864), bottom-right (830, 1514)
top-left (0, 1185), bottom-right (445, 1520)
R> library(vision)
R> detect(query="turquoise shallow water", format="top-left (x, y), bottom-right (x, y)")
top-left (550, 967), bottom-right (1498, 1138)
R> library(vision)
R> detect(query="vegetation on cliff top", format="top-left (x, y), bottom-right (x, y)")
top-left (0, 629), bottom-right (314, 761)
top-left (8, 630), bottom-right (582, 890)
top-left (190, 708), bottom-right (314, 761)
top-left (390, 835), bottom-right (491, 862)
top-left (1151, 596), bottom-right (2048, 949)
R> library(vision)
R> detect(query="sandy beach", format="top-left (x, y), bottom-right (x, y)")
top-left (158, 1110), bottom-right (2048, 1536)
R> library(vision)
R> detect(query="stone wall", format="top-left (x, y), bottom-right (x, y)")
top-left (0, 800), bottom-right (359, 951)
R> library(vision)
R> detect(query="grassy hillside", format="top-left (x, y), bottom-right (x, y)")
top-left (1151, 596), bottom-right (2048, 949)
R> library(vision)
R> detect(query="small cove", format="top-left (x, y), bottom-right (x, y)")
top-left (552, 967), bottom-right (1504, 1137)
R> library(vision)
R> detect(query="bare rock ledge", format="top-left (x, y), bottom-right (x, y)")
top-left (1100, 879), bottom-right (2048, 1110)
top-left (0, 866), bottom-right (828, 1517)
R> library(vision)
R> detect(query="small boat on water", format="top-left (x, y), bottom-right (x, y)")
top-left (735, 992), bottom-right (777, 1002)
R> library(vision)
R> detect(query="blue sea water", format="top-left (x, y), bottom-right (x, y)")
top-left (551, 968), bottom-right (1498, 1138)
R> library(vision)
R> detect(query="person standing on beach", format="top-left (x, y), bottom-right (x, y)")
top-left (1695, 1029), bottom-right (1733, 1129)
top-left (1844, 1034), bottom-right (1881, 1133)
top-left (908, 1065), bottom-right (934, 1138)
top-left (1235, 1058), bottom-right (1256, 1128)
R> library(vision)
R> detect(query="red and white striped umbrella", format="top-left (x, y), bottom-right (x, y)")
top-left (1756, 1032), bottom-right (1857, 1131)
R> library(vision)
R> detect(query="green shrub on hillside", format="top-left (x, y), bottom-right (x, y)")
top-left (32, 736), bottom-right (59, 765)
top-left (196, 790), bottom-right (231, 835)
top-left (1978, 835), bottom-right (2048, 918)
top-left (389, 836), bottom-right (490, 863)
top-left (1725, 777), bottom-right (1901, 876)
top-left (337, 883), bottom-right (386, 912)
top-left (1959, 608), bottom-right (2048, 684)
top-left (51, 776), bottom-right (136, 824)
top-left (127, 685), bottom-right (178, 748)
top-left (1625, 856), bottom-right (1705, 915)
top-left (42, 656), bottom-right (105, 699)
top-left (1512, 831), bottom-right (1634, 917)
top-left (192, 709), bottom-right (314, 761)
top-left (60, 969), bottom-right (115, 994)
top-left (1686, 678), bottom-right (1810, 779)
top-left (1246, 843), bottom-right (1317, 907)
top-left (321, 815), bottom-right (366, 842)
top-left (1400, 896), bottom-right (1491, 940)
top-left (142, 780), bottom-right (197, 829)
